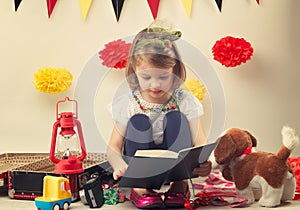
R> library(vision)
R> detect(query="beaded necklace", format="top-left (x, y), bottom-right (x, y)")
top-left (132, 91), bottom-right (180, 122)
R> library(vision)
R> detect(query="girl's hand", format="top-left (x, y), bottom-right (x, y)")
top-left (113, 167), bottom-right (127, 180)
top-left (192, 160), bottom-right (212, 177)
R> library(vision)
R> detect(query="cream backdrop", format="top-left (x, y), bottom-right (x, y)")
top-left (0, 0), bottom-right (299, 156)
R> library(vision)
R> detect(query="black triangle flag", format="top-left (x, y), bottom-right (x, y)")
top-left (215, 0), bottom-right (222, 12)
top-left (112, 0), bottom-right (125, 22)
top-left (14, 0), bottom-right (22, 11)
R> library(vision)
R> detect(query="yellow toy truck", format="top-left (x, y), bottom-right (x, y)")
top-left (35, 175), bottom-right (72, 210)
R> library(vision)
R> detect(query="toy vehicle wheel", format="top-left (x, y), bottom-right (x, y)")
top-left (63, 201), bottom-right (70, 210)
top-left (52, 204), bottom-right (60, 210)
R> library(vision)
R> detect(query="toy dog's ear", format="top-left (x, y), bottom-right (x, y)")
top-left (214, 134), bottom-right (237, 165)
top-left (244, 130), bottom-right (257, 147)
top-left (222, 165), bottom-right (233, 181)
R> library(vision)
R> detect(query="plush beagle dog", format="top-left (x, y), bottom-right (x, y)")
top-left (214, 126), bottom-right (299, 207)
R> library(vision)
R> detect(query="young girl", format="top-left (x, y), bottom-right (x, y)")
top-left (107, 24), bottom-right (212, 208)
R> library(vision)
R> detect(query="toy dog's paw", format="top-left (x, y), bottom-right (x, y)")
top-left (237, 188), bottom-right (255, 205)
top-left (258, 198), bottom-right (280, 208)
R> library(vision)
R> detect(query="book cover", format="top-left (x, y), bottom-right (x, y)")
top-left (118, 142), bottom-right (217, 189)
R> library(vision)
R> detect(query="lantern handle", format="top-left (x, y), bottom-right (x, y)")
top-left (56, 97), bottom-right (78, 120)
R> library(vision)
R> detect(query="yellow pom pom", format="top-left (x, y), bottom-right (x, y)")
top-left (33, 67), bottom-right (73, 94)
top-left (182, 78), bottom-right (206, 102)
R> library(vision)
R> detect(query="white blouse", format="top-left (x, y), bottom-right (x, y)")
top-left (111, 88), bottom-right (203, 144)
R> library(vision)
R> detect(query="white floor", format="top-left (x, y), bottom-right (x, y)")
top-left (1, 187), bottom-right (300, 210)
top-left (1, 196), bottom-right (300, 210)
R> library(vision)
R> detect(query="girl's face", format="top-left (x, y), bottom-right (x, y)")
top-left (135, 61), bottom-right (174, 103)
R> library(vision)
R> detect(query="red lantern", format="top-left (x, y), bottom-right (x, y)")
top-left (50, 97), bottom-right (87, 174)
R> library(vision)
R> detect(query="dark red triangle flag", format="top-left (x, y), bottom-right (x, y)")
top-left (256, 0), bottom-right (260, 4)
top-left (14, 0), bottom-right (22, 11)
top-left (47, 0), bottom-right (58, 18)
top-left (147, 0), bottom-right (160, 19)
top-left (215, 0), bottom-right (222, 12)
top-left (112, 0), bottom-right (125, 22)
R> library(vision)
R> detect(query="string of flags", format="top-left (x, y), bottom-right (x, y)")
top-left (14, 0), bottom-right (261, 21)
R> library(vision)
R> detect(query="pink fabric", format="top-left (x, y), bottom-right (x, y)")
top-left (192, 171), bottom-right (248, 208)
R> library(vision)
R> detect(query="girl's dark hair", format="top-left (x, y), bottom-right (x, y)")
top-left (125, 28), bottom-right (186, 90)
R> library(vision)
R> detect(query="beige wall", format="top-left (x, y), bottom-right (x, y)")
top-left (0, 0), bottom-right (299, 156)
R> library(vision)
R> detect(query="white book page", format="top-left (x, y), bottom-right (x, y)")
top-left (134, 149), bottom-right (178, 159)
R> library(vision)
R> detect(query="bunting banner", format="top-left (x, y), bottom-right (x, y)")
top-left (46, 0), bottom-right (58, 18)
top-left (215, 0), bottom-right (222, 12)
top-left (13, 0), bottom-right (261, 20)
top-left (112, 0), bottom-right (125, 22)
top-left (14, 0), bottom-right (22, 11)
top-left (181, 0), bottom-right (193, 18)
top-left (79, 0), bottom-right (93, 21)
top-left (147, 0), bottom-right (160, 19)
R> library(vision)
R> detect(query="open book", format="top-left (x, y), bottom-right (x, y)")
top-left (118, 142), bottom-right (217, 189)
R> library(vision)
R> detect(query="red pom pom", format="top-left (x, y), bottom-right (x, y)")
top-left (288, 157), bottom-right (300, 193)
top-left (212, 36), bottom-right (254, 67)
top-left (99, 39), bottom-right (131, 69)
